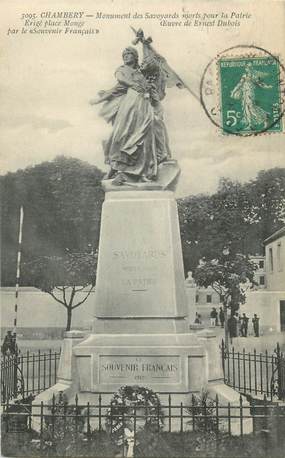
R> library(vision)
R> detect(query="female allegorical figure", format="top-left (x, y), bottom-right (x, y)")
top-left (90, 46), bottom-right (171, 184)
top-left (230, 64), bottom-right (272, 130)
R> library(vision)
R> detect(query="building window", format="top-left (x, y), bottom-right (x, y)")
top-left (195, 294), bottom-right (199, 303)
top-left (206, 294), bottom-right (212, 303)
top-left (219, 294), bottom-right (224, 303)
top-left (269, 247), bottom-right (274, 272)
top-left (277, 242), bottom-right (283, 271)
top-left (259, 260), bottom-right (264, 269)
top-left (259, 276), bottom-right (265, 286)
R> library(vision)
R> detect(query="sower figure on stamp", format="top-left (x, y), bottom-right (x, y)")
top-left (230, 63), bottom-right (272, 131)
top-left (90, 28), bottom-right (188, 186)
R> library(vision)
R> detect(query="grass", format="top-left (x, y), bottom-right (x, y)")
top-left (2, 427), bottom-right (285, 458)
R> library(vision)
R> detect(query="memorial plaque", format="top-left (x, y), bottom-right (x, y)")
top-left (99, 355), bottom-right (181, 384)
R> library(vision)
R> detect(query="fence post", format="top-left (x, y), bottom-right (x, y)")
top-left (232, 347), bottom-right (236, 390)
top-left (168, 394), bottom-right (171, 432)
top-left (5, 397), bottom-right (9, 433)
top-left (133, 404), bottom-right (137, 453)
top-left (51, 393), bottom-right (56, 444)
top-left (191, 394), bottom-right (195, 431)
top-left (75, 394), bottom-right (79, 457)
top-left (239, 395), bottom-right (243, 436)
top-left (13, 352), bottom-right (18, 398)
top-left (87, 401), bottom-right (91, 453)
top-left (122, 398), bottom-right (125, 458)
top-left (221, 339), bottom-right (225, 379)
top-left (40, 401), bottom-right (44, 452)
top-left (203, 398), bottom-right (207, 432)
top-left (180, 402), bottom-right (183, 433)
top-left (262, 394), bottom-right (270, 454)
top-left (227, 402), bottom-right (231, 436)
top-left (99, 394), bottom-right (102, 432)
top-left (215, 395), bottom-right (219, 435)
top-left (276, 343), bottom-right (282, 400)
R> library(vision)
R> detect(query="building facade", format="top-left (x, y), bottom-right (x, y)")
top-left (249, 255), bottom-right (266, 289)
top-left (264, 226), bottom-right (285, 331)
top-left (264, 226), bottom-right (285, 291)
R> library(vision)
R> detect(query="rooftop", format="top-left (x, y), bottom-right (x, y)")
top-left (263, 226), bottom-right (285, 245)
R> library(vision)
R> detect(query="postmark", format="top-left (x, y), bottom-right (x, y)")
top-left (200, 45), bottom-right (285, 135)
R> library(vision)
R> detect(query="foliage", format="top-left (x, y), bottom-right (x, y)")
top-left (34, 393), bottom-right (85, 456)
top-left (186, 391), bottom-right (217, 432)
top-left (23, 250), bottom-right (97, 330)
top-left (178, 168), bottom-right (285, 273)
top-left (2, 426), bottom-right (284, 457)
top-left (1, 156), bottom-right (104, 286)
top-left (106, 385), bottom-right (163, 450)
top-left (193, 253), bottom-right (256, 315)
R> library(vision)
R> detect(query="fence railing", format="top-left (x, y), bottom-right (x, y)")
top-left (221, 340), bottom-right (285, 400)
top-left (1, 349), bottom-right (61, 403)
top-left (2, 394), bottom-right (285, 457)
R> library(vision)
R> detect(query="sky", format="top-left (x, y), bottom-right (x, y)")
top-left (0, 0), bottom-right (285, 197)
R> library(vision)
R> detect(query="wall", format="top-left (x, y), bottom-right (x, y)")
top-left (2, 287), bottom-right (283, 336)
top-left (265, 234), bottom-right (285, 291)
top-left (1, 287), bottom-right (95, 331)
top-left (196, 287), bottom-right (221, 306)
top-left (1, 284), bottom-right (197, 333)
top-left (239, 290), bottom-right (284, 333)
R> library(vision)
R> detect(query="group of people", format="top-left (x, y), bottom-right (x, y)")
top-left (204, 308), bottom-right (260, 338)
top-left (228, 313), bottom-right (260, 338)
top-left (1, 330), bottom-right (18, 356)
top-left (209, 307), bottom-right (225, 328)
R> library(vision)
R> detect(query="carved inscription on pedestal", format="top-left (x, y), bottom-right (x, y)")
top-left (99, 355), bottom-right (181, 384)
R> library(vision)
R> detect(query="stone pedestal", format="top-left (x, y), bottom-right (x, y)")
top-left (73, 190), bottom-right (208, 396)
top-left (93, 190), bottom-right (188, 334)
top-left (33, 187), bottom-right (251, 435)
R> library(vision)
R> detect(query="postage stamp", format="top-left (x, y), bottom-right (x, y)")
top-left (200, 45), bottom-right (285, 136)
top-left (219, 56), bottom-right (282, 135)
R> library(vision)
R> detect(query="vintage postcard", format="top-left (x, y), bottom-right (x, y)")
top-left (1, 0), bottom-right (285, 457)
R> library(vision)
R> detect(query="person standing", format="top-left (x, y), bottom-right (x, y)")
top-left (219, 307), bottom-right (225, 328)
top-left (235, 313), bottom-right (242, 337)
top-left (214, 307), bottom-right (218, 326)
top-left (210, 308), bottom-right (216, 326)
top-left (241, 313), bottom-right (249, 337)
top-left (252, 314), bottom-right (260, 337)
top-left (194, 313), bottom-right (202, 324)
top-left (228, 315), bottom-right (237, 343)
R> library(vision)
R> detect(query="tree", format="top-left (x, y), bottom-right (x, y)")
top-left (193, 253), bottom-right (256, 348)
top-left (178, 168), bottom-right (285, 273)
top-left (23, 251), bottom-right (97, 331)
top-left (1, 156), bottom-right (104, 286)
top-left (245, 167), bottom-right (285, 241)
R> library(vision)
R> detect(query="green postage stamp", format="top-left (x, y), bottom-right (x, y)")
top-left (219, 56), bottom-right (282, 135)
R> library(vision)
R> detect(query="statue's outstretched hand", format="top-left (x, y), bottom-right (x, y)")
top-left (90, 91), bottom-right (106, 105)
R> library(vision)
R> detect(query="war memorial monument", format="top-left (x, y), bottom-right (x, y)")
top-left (32, 29), bottom-right (249, 433)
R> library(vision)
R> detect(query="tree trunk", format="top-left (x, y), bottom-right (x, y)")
top-left (223, 302), bottom-right (229, 351)
top-left (66, 307), bottom-right (72, 331)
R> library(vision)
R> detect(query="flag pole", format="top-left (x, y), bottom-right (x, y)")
top-left (13, 205), bottom-right (24, 338)
top-left (130, 26), bottom-right (200, 103)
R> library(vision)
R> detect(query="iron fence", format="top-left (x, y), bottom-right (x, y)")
top-left (221, 340), bottom-right (285, 400)
top-left (1, 349), bottom-right (61, 403)
top-left (1, 394), bottom-right (285, 457)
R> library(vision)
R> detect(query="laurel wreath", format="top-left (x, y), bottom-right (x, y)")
top-left (105, 385), bottom-right (163, 446)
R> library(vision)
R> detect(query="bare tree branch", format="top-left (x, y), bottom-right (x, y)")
top-left (47, 291), bottom-right (68, 308)
top-left (74, 286), bottom-right (86, 292)
top-left (68, 286), bottom-right (76, 308)
top-left (72, 284), bottom-right (94, 310)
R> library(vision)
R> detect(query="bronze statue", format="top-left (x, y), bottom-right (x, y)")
top-left (90, 29), bottom-right (187, 188)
